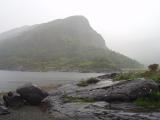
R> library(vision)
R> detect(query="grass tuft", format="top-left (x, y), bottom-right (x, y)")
top-left (77, 78), bottom-right (99, 87)
top-left (63, 96), bottom-right (95, 103)
top-left (114, 71), bottom-right (160, 83)
top-left (134, 92), bottom-right (160, 109)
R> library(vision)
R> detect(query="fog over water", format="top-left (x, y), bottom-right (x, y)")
top-left (0, 0), bottom-right (160, 65)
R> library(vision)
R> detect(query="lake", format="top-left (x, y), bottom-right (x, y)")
top-left (0, 71), bottom-right (104, 92)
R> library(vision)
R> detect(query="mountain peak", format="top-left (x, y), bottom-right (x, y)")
top-left (65, 15), bottom-right (89, 22)
top-left (0, 15), bottom-right (142, 71)
top-left (61, 15), bottom-right (90, 28)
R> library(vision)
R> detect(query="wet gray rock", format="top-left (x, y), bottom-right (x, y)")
top-left (52, 79), bottom-right (120, 96)
top-left (16, 83), bottom-right (48, 105)
top-left (0, 104), bottom-right (10, 115)
top-left (3, 92), bottom-right (24, 108)
top-left (42, 78), bottom-right (160, 120)
top-left (66, 79), bottom-right (158, 102)
top-left (103, 79), bottom-right (158, 102)
top-left (43, 95), bottom-right (160, 120)
top-left (110, 102), bottom-right (146, 112)
top-left (97, 73), bottom-right (118, 79)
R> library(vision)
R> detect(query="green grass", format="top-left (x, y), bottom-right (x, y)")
top-left (141, 71), bottom-right (160, 83)
top-left (134, 92), bottom-right (160, 109)
top-left (114, 71), bottom-right (160, 83)
top-left (63, 96), bottom-right (95, 103)
top-left (77, 78), bottom-right (99, 87)
top-left (113, 72), bottom-right (140, 81)
top-left (114, 70), bottom-right (160, 109)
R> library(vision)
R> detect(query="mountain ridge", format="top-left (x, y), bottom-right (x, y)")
top-left (0, 15), bottom-right (142, 72)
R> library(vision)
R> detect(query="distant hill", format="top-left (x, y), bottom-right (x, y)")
top-left (0, 16), bottom-right (143, 72)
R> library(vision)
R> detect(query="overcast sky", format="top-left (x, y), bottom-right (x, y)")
top-left (0, 0), bottom-right (160, 65)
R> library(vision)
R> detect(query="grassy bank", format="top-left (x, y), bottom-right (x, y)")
top-left (134, 92), bottom-right (160, 109)
top-left (113, 64), bottom-right (160, 109)
top-left (114, 70), bottom-right (160, 83)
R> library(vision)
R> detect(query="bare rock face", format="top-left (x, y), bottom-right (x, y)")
top-left (65, 79), bottom-right (158, 102)
top-left (43, 96), bottom-right (110, 120)
top-left (43, 95), bottom-right (160, 120)
top-left (16, 83), bottom-right (48, 105)
top-left (42, 78), bottom-right (160, 120)
top-left (103, 79), bottom-right (158, 102)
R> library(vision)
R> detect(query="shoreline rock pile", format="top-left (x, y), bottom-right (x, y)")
top-left (42, 73), bottom-right (160, 120)
top-left (0, 73), bottom-right (160, 120)
top-left (0, 83), bottom-right (48, 115)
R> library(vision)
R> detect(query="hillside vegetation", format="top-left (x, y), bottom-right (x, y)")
top-left (0, 16), bottom-right (142, 71)
top-left (114, 64), bottom-right (160, 108)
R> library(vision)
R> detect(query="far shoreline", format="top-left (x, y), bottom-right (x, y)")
top-left (0, 69), bottom-right (117, 74)
top-left (0, 70), bottom-right (105, 92)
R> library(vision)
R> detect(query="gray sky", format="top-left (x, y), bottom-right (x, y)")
top-left (0, 0), bottom-right (160, 65)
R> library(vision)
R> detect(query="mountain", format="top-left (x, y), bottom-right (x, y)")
top-left (0, 25), bottom-right (33, 41)
top-left (0, 16), bottom-right (142, 71)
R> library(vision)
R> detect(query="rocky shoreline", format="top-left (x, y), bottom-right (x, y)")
top-left (0, 73), bottom-right (160, 120)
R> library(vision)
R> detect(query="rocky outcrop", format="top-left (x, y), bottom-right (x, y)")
top-left (16, 83), bottom-right (48, 105)
top-left (103, 79), bottom-right (158, 102)
top-left (65, 79), bottom-right (158, 102)
top-left (42, 78), bottom-right (160, 120)
top-left (0, 83), bottom-right (49, 117)
top-left (0, 78), bottom-right (160, 119)
top-left (43, 93), bottom-right (160, 120)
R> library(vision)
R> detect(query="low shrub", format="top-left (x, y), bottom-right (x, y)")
top-left (148, 64), bottom-right (159, 72)
top-left (113, 72), bottom-right (140, 81)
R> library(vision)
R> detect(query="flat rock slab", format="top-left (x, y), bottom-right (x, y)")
top-left (64, 79), bottom-right (158, 102)
top-left (51, 79), bottom-right (120, 96)
top-left (44, 96), bottom-right (160, 120)
top-left (43, 78), bottom-right (160, 120)
top-left (103, 79), bottom-right (158, 101)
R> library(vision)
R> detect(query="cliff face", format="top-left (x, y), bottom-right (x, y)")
top-left (0, 16), bottom-right (142, 71)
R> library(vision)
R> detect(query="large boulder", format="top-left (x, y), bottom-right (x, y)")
top-left (104, 79), bottom-right (159, 102)
top-left (16, 83), bottom-right (48, 105)
top-left (66, 79), bottom-right (159, 102)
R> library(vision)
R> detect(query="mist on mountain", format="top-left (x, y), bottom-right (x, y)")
top-left (0, 16), bottom-right (142, 71)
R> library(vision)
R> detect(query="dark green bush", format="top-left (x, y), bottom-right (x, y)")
top-left (148, 64), bottom-right (159, 72)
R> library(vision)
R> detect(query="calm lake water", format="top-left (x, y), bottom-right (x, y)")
top-left (0, 71), bottom-right (104, 92)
